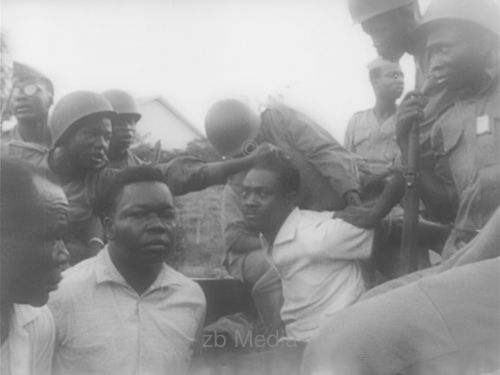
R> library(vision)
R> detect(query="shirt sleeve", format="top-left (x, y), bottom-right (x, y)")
top-left (30, 307), bottom-right (56, 375)
top-left (285, 110), bottom-right (360, 196)
top-left (157, 157), bottom-right (222, 196)
top-left (314, 218), bottom-right (373, 260)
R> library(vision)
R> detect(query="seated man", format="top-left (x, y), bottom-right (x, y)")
top-left (240, 156), bottom-right (373, 345)
top-left (0, 158), bottom-right (69, 375)
top-left (49, 166), bottom-right (206, 375)
top-left (301, 208), bottom-right (500, 375)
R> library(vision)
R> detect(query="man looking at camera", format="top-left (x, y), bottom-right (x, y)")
top-left (49, 166), bottom-right (206, 375)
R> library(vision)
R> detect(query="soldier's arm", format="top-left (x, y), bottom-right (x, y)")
top-left (159, 145), bottom-right (278, 196)
top-left (286, 112), bottom-right (361, 206)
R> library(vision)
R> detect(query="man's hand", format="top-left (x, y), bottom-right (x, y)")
top-left (252, 142), bottom-right (287, 162)
top-left (343, 190), bottom-right (362, 206)
top-left (334, 202), bottom-right (378, 229)
top-left (395, 91), bottom-right (428, 150)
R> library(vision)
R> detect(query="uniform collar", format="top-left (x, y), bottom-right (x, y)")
top-left (95, 247), bottom-right (182, 291)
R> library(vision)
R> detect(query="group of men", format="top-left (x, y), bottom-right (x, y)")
top-left (1, 0), bottom-right (499, 374)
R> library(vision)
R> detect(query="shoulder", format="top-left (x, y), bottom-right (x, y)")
top-left (348, 109), bottom-right (371, 125)
top-left (163, 266), bottom-right (206, 307)
top-left (14, 304), bottom-right (55, 344)
top-left (297, 209), bottom-right (334, 226)
top-left (49, 257), bottom-right (97, 304)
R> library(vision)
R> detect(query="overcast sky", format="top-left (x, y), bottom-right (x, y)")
top-left (2, 0), bottom-right (431, 142)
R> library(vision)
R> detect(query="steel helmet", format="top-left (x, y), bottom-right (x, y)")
top-left (419, 0), bottom-right (500, 38)
top-left (49, 91), bottom-right (115, 147)
top-left (102, 89), bottom-right (141, 121)
top-left (348, 0), bottom-right (415, 24)
top-left (205, 99), bottom-right (261, 158)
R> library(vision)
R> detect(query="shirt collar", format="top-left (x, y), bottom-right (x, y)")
top-left (12, 304), bottom-right (42, 329)
top-left (95, 247), bottom-right (182, 291)
top-left (261, 207), bottom-right (300, 250)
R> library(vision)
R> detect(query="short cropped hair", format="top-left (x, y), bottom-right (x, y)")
top-left (0, 158), bottom-right (44, 242)
top-left (102, 166), bottom-right (170, 217)
top-left (251, 155), bottom-right (301, 195)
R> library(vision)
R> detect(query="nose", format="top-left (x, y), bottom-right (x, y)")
top-left (146, 214), bottom-right (170, 234)
top-left (52, 240), bottom-right (70, 271)
top-left (94, 135), bottom-right (109, 149)
top-left (243, 192), bottom-right (259, 208)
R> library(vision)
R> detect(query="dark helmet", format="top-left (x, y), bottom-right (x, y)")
top-left (205, 99), bottom-right (261, 158)
top-left (102, 89), bottom-right (141, 121)
top-left (348, 0), bottom-right (415, 24)
top-left (49, 91), bottom-right (115, 147)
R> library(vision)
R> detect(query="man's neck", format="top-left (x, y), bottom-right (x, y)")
top-left (261, 208), bottom-right (295, 247)
top-left (108, 146), bottom-right (128, 161)
top-left (0, 296), bottom-right (13, 345)
top-left (107, 243), bottom-right (163, 296)
top-left (17, 120), bottom-right (50, 146)
top-left (48, 147), bottom-right (89, 182)
top-left (373, 99), bottom-right (397, 124)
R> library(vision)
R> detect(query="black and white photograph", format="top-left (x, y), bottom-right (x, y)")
top-left (1, 0), bottom-right (499, 374)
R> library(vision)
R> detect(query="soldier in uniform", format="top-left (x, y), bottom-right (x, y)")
top-left (1, 62), bottom-right (53, 166)
top-left (301, 2), bottom-right (500, 372)
top-left (102, 89), bottom-right (144, 169)
top-left (345, 58), bottom-right (404, 195)
top-left (43, 91), bottom-right (277, 264)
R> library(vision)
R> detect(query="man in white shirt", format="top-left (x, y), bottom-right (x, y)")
top-left (49, 166), bottom-right (207, 375)
top-left (233, 155), bottom-right (372, 372)
top-left (0, 158), bottom-right (70, 375)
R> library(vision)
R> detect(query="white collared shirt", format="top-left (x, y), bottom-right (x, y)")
top-left (0, 304), bottom-right (55, 375)
top-left (262, 208), bottom-right (373, 342)
top-left (48, 248), bottom-right (206, 375)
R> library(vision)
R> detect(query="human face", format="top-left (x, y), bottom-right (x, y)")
top-left (5, 178), bottom-right (69, 306)
top-left (106, 182), bottom-right (176, 266)
top-left (11, 79), bottom-right (52, 125)
top-left (362, 9), bottom-right (415, 61)
top-left (426, 23), bottom-right (486, 91)
top-left (66, 116), bottom-right (112, 170)
top-left (110, 114), bottom-right (137, 152)
top-left (373, 65), bottom-right (405, 101)
top-left (241, 169), bottom-right (294, 236)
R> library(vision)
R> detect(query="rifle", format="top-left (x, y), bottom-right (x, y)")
top-left (400, 75), bottom-right (438, 273)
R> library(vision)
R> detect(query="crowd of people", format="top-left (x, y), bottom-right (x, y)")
top-left (0, 0), bottom-right (499, 374)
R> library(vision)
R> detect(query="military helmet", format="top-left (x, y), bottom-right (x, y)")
top-left (348, 0), bottom-right (415, 24)
top-left (49, 91), bottom-right (115, 147)
top-left (205, 99), bottom-right (261, 158)
top-left (419, 0), bottom-right (500, 38)
top-left (12, 61), bottom-right (54, 96)
top-left (102, 89), bottom-right (141, 121)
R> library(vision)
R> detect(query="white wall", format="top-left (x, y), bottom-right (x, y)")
top-left (138, 100), bottom-right (201, 150)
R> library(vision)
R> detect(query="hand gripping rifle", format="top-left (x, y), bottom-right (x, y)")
top-left (401, 75), bottom-right (438, 273)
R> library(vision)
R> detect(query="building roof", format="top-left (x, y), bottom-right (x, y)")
top-left (137, 95), bottom-right (204, 139)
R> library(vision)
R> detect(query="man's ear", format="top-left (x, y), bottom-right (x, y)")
top-left (104, 216), bottom-right (115, 241)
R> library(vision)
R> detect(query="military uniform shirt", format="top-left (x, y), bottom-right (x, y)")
top-left (344, 109), bottom-right (400, 177)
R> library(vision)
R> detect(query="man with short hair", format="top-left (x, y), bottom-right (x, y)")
top-left (49, 166), bottom-right (207, 375)
top-left (102, 89), bottom-right (144, 169)
top-left (0, 158), bottom-right (69, 375)
top-left (345, 58), bottom-right (404, 190)
top-left (205, 99), bottom-right (361, 332)
top-left (1, 62), bottom-right (54, 166)
top-left (240, 156), bottom-right (373, 344)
